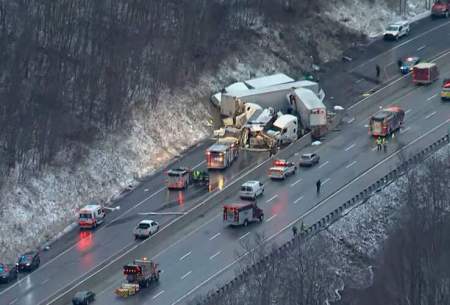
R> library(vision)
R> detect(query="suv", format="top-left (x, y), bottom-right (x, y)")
top-left (239, 181), bottom-right (264, 200)
top-left (384, 21), bottom-right (410, 40)
top-left (299, 153), bottom-right (320, 167)
top-left (17, 251), bottom-right (41, 272)
top-left (133, 220), bottom-right (159, 239)
top-left (0, 263), bottom-right (18, 283)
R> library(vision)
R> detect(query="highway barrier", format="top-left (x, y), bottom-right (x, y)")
top-left (45, 134), bottom-right (312, 305)
top-left (198, 121), bottom-right (449, 305)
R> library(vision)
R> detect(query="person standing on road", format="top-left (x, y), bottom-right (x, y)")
top-left (376, 136), bottom-right (382, 151)
top-left (382, 137), bottom-right (388, 152)
top-left (292, 225), bottom-right (298, 237)
top-left (316, 179), bottom-right (321, 195)
top-left (376, 64), bottom-right (381, 79)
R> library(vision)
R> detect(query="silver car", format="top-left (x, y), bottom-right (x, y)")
top-left (134, 220), bottom-right (159, 239)
top-left (299, 153), bottom-right (320, 167)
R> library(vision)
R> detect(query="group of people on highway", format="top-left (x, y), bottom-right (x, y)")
top-left (376, 136), bottom-right (388, 152)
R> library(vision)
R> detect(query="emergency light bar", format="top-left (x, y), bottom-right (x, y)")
top-left (273, 160), bottom-right (288, 167)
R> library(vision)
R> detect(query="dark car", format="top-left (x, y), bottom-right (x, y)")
top-left (299, 153), bottom-right (320, 167)
top-left (17, 251), bottom-right (40, 272)
top-left (399, 56), bottom-right (420, 75)
top-left (72, 290), bottom-right (95, 305)
top-left (0, 263), bottom-right (18, 283)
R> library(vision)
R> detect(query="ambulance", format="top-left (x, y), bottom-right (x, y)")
top-left (78, 204), bottom-right (106, 229)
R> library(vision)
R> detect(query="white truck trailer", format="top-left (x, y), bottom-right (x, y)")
top-left (287, 88), bottom-right (327, 138)
top-left (220, 80), bottom-right (324, 117)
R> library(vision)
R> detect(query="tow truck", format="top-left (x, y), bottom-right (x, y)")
top-left (115, 258), bottom-right (160, 298)
top-left (166, 167), bottom-right (209, 190)
top-left (268, 159), bottom-right (297, 180)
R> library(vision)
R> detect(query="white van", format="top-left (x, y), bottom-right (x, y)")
top-left (384, 21), bottom-right (410, 40)
top-left (78, 204), bottom-right (106, 229)
top-left (266, 114), bottom-right (298, 144)
top-left (239, 181), bottom-right (264, 200)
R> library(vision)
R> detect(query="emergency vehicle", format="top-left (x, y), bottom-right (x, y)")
top-left (78, 204), bottom-right (106, 229)
top-left (268, 159), bottom-right (297, 180)
top-left (166, 167), bottom-right (209, 190)
top-left (206, 138), bottom-right (239, 169)
top-left (441, 78), bottom-right (450, 101)
top-left (412, 63), bottom-right (439, 85)
top-left (369, 106), bottom-right (405, 137)
top-left (115, 258), bottom-right (160, 298)
top-left (223, 202), bottom-right (264, 227)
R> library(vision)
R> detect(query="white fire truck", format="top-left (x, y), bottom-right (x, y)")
top-left (206, 138), bottom-right (239, 169)
top-left (78, 204), bottom-right (106, 229)
top-left (223, 202), bottom-right (264, 227)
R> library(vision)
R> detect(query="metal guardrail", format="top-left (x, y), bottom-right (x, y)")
top-left (198, 128), bottom-right (449, 305)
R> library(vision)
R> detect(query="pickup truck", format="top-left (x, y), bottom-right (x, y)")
top-left (268, 159), bottom-right (297, 180)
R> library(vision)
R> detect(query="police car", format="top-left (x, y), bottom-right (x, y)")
top-left (399, 56), bottom-right (421, 75)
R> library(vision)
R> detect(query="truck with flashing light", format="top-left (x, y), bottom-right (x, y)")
top-left (369, 106), bottom-right (405, 137)
top-left (223, 202), bottom-right (264, 227)
top-left (268, 159), bottom-right (297, 180)
top-left (431, 0), bottom-right (450, 18)
top-left (166, 167), bottom-right (209, 190)
top-left (115, 258), bottom-right (160, 298)
top-left (206, 138), bottom-right (239, 169)
top-left (441, 78), bottom-right (450, 101)
top-left (78, 204), bottom-right (106, 229)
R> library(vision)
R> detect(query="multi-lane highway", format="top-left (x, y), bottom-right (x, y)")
top-left (0, 16), bottom-right (449, 305)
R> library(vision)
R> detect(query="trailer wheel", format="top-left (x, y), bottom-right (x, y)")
top-left (244, 219), bottom-right (249, 227)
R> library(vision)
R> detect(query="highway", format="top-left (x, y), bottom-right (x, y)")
top-left (0, 16), bottom-right (449, 305)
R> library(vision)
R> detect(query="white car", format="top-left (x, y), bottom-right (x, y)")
top-left (133, 220), bottom-right (159, 239)
top-left (268, 159), bottom-right (297, 180)
top-left (384, 21), bottom-right (409, 41)
top-left (239, 181), bottom-right (264, 200)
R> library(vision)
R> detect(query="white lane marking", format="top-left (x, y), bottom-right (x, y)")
top-left (9, 298), bottom-right (17, 305)
top-left (349, 21), bottom-right (450, 74)
top-left (349, 49), bottom-right (450, 111)
top-left (371, 146), bottom-right (378, 151)
top-left (294, 152), bottom-right (299, 156)
top-left (153, 290), bottom-right (165, 299)
top-left (364, 124), bottom-right (369, 128)
top-left (417, 45), bottom-right (426, 51)
top-left (401, 127), bottom-right (411, 133)
top-left (318, 161), bottom-right (329, 169)
top-left (169, 114), bottom-right (450, 305)
top-left (0, 185), bottom-right (167, 296)
top-left (425, 111), bottom-right (437, 119)
top-left (266, 195), bottom-right (278, 203)
top-left (345, 161), bottom-right (357, 169)
top-left (239, 232), bottom-right (250, 240)
top-left (144, 188), bottom-right (149, 192)
top-left (290, 178), bottom-right (302, 187)
top-left (41, 279), bottom-right (50, 285)
top-left (347, 117), bottom-right (355, 124)
top-left (179, 251), bottom-right (191, 261)
top-left (294, 196), bottom-right (304, 204)
top-left (209, 251), bottom-right (222, 260)
top-left (355, 78), bottom-right (364, 84)
top-left (209, 233), bottom-right (221, 241)
top-left (405, 109), bottom-right (412, 114)
top-left (344, 143), bottom-right (356, 151)
top-left (181, 271), bottom-right (192, 280)
top-left (322, 178), bottom-right (331, 185)
top-left (192, 160), bottom-right (206, 169)
top-left (265, 214), bottom-right (277, 223)
top-left (427, 93), bottom-right (438, 101)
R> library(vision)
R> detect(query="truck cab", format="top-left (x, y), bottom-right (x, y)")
top-left (431, 0), bottom-right (450, 18)
top-left (441, 78), bottom-right (450, 101)
top-left (78, 204), bottom-right (105, 229)
top-left (266, 114), bottom-right (298, 145)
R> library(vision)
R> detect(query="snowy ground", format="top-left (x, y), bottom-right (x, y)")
top-left (0, 0), bottom-right (428, 263)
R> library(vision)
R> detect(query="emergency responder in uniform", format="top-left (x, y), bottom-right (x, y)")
top-left (316, 179), bottom-right (321, 195)
top-left (377, 137), bottom-right (382, 151)
top-left (292, 225), bottom-right (298, 237)
top-left (382, 137), bottom-right (387, 152)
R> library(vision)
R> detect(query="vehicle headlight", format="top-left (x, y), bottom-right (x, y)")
top-left (26, 263), bottom-right (30, 266)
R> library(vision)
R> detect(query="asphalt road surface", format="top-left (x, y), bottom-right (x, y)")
top-left (0, 16), bottom-right (449, 305)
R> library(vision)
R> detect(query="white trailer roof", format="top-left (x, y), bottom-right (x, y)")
top-left (273, 114), bottom-right (297, 128)
top-left (223, 80), bottom-right (320, 100)
top-left (244, 73), bottom-right (295, 89)
top-left (293, 88), bottom-right (326, 110)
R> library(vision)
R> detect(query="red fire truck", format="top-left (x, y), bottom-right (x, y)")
top-left (206, 138), bottom-right (239, 169)
top-left (223, 202), bottom-right (264, 227)
top-left (369, 106), bottom-right (405, 137)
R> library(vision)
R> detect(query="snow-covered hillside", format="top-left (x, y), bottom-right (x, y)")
top-left (0, 0), bottom-right (427, 262)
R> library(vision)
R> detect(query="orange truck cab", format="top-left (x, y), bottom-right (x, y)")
top-left (412, 63), bottom-right (439, 85)
top-left (78, 204), bottom-right (105, 229)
